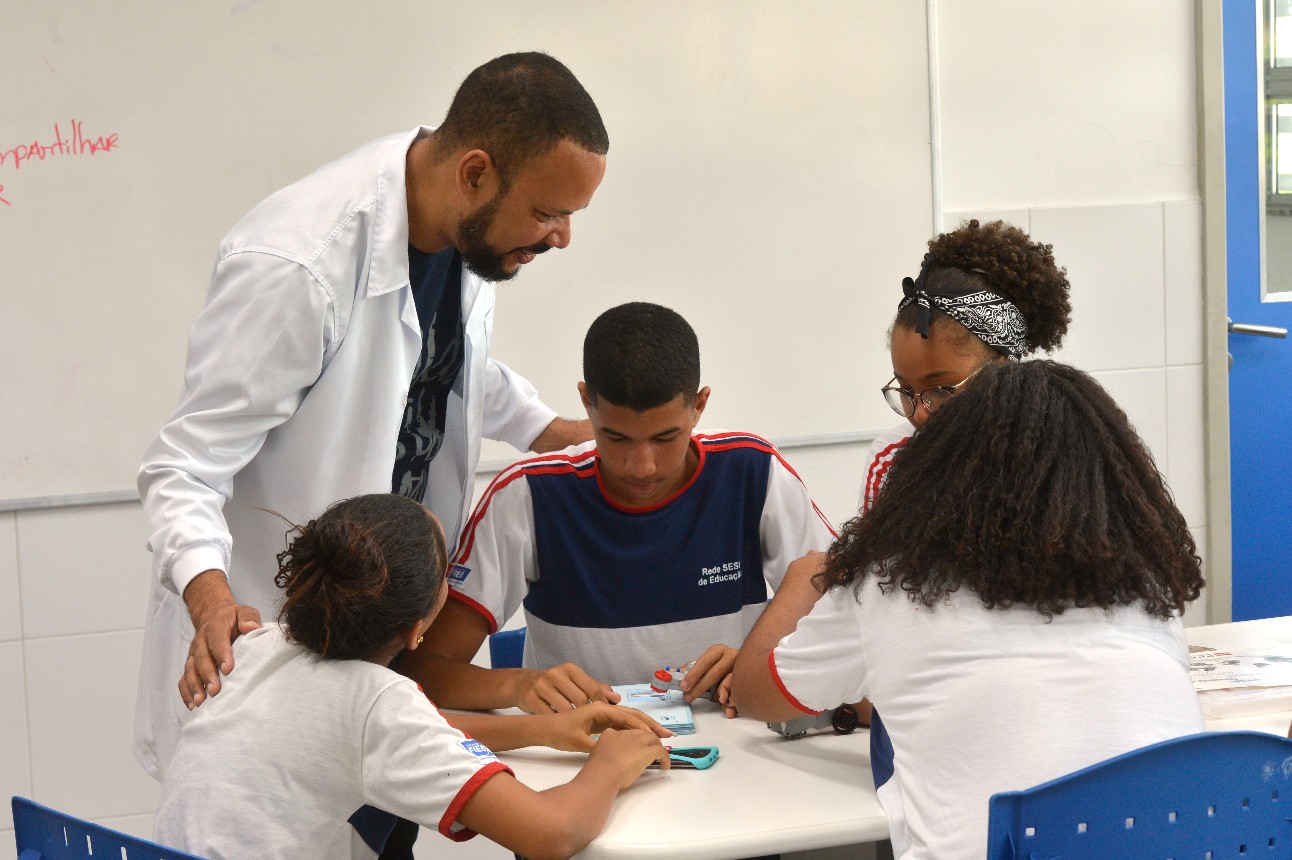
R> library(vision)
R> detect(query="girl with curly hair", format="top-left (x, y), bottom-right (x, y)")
top-left (862, 219), bottom-right (1072, 511)
top-left (731, 360), bottom-right (1205, 860)
top-left (155, 493), bottom-right (669, 860)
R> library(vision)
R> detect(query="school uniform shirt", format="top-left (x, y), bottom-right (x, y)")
top-left (849, 419), bottom-right (916, 849)
top-left (136, 127), bottom-right (556, 779)
top-left (450, 433), bottom-right (837, 684)
top-left (857, 420), bottom-right (914, 514)
top-left (154, 625), bottom-right (511, 860)
top-left (770, 580), bottom-right (1204, 860)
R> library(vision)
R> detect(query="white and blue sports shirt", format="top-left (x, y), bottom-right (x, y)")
top-left (448, 432), bottom-right (837, 684)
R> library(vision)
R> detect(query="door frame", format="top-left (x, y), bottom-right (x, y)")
top-left (1199, 0), bottom-right (1234, 624)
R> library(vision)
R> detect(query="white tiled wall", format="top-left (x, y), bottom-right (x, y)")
top-left (0, 517), bottom-right (20, 642)
top-left (1, 505), bottom-right (162, 860)
top-left (0, 641), bottom-right (32, 808)
top-left (25, 632), bottom-right (160, 819)
top-left (948, 199), bottom-right (1211, 623)
top-left (17, 505), bottom-right (151, 639)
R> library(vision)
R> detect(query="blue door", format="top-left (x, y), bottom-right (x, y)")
top-left (1224, 0), bottom-right (1292, 620)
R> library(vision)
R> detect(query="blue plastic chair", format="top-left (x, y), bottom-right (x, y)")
top-left (489, 626), bottom-right (526, 669)
top-left (12, 796), bottom-right (205, 859)
top-left (985, 731), bottom-right (1292, 859)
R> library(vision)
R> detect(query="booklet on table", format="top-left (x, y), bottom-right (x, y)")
top-left (1189, 645), bottom-right (1292, 718)
top-left (611, 683), bottom-right (696, 734)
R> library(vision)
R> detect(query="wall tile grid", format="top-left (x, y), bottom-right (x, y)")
top-left (946, 201), bottom-right (1209, 621)
top-left (0, 514), bottom-right (20, 642)
top-left (18, 503), bottom-right (151, 638)
top-left (0, 642), bottom-right (32, 805)
top-left (945, 202), bottom-right (1207, 514)
top-left (7, 502), bottom-right (159, 842)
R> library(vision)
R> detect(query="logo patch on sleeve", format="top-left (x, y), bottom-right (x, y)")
top-left (459, 739), bottom-right (498, 763)
top-left (448, 564), bottom-right (471, 584)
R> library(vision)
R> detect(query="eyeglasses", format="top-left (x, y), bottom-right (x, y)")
top-left (880, 361), bottom-right (991, 419)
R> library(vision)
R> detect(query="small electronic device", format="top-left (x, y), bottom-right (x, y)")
top-left (766, 704), bottom-right (861, 739)
top-left (648, 663), bottom-right (716, 698)
top-left (648, 745), bottom-right (721, 770)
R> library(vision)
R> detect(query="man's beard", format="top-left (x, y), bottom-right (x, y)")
top-left (456, 195), bottom-right (549, 282)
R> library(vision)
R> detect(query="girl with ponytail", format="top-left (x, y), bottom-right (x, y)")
top-left (156, 493), bottom-right (669, 860)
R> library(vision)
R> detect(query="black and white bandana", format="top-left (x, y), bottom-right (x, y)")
top-left (898, 261), bottom-right (1029, 359)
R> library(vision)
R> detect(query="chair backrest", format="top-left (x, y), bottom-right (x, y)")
top-left (12, 796), bottom-right (205, 860)
top-left (489, 626), bottom-right (527, 669)
top-left (985, 731), bottom-right (1292, 859)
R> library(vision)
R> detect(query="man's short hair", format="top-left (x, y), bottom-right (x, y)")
top-left (583, 302), bottom-right (701, 411)
top-left (434, 52), bottom-right (608, 193)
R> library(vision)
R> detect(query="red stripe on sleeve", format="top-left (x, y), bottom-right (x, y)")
top-left (447, 590), bottom-right (499, 635)
top-left (863, 438), bottom-right (909, 514)
top-left (699, 433), bottom-right (839, 538)
top-left (438, 761), bottom-right (514, 841)
top-left (454, 451), bottom-right (595, 562)
top-left (768, 650), bottom-right (822, 715)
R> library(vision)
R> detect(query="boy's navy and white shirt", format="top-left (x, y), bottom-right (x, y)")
top-left (450, 432), bottom-right (837, 684)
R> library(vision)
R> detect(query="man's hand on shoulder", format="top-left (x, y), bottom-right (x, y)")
top-left (508, 662), bottom-right (619, 713)
top-left (180, 569), bottom-right (261, 710)
top-left (529, 417), bottom-right (593, 453)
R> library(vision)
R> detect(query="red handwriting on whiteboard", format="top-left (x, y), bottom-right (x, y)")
top-left (0, 120), bottom-right (120, 171)
top-left (0, 186), bottom-right (9, 207)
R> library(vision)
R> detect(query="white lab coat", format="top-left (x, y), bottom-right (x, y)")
top-left (135, 128), bottom-right (557, 779)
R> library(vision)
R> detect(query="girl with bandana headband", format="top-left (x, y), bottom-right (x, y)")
top-left (861, 219), bottom-right (1072, 513)
top-left (850, 221), bottom-right (1073, 855)
top-left (154, 494), bottom-right (671, 860)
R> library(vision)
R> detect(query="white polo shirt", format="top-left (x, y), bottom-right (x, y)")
top-left (771, 579), bottom-right (1204, 860)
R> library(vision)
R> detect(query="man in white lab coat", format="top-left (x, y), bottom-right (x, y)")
top-left (135, 53), bottom-right (607, 791)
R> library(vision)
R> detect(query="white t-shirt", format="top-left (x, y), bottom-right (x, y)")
top-left (771, 579), bottom-right (1204, 860)
top-left (857, 420), bottom-right (914, 514)
top-left (155, 625), bottom-right (511, 860)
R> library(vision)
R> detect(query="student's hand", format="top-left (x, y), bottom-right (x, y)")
top-left (681, 643), bottom-right (737, 704)
top-left (783, 550), bottom-right (830, 596)
top-left (587, 727), bottom-right (670, 788)
top-left (716, 674), bottom-right (738, 719)
top-left (179, 570), bottom-right (261, 710)
top-left (510, 663), bottom-right (620, 713)
top-left (536, 702), bottom-right (675, 753)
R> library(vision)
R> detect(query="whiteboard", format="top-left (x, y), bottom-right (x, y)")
top-left (0, 1), bottom-right (933, 502)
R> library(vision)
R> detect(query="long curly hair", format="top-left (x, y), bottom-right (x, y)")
top-left (822, 361), bottom-right (1203, 619)
top-left (272, 494), bottom-right (448, 660)
top-left (895, 219), bottom-right (1072, 355)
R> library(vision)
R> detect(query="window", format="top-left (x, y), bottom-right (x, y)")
top-left (1263, 0), bottom-right (1292, 297)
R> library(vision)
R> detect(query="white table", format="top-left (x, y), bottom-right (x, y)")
top-left (494, 617), bottom-right (1292, 859)
top-left (498, 699), bottom-right (886, 860)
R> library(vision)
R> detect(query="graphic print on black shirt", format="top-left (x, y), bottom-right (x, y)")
top-left (392, 245), bottom-right (465, 499)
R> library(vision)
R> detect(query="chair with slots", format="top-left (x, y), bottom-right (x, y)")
top-left (12, 796), bottom-right (204, 860)
top-left (985, 731), bottom-right (1292, 859)
top-left (488, 626), bottom-right (527, 669)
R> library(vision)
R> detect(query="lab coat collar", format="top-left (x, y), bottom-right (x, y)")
top-left (365, 126), bottom-right (433, 299)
